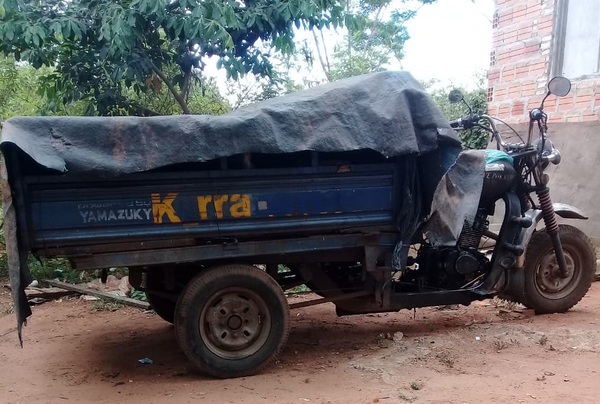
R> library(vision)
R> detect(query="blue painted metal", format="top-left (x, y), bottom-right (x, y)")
top-left (25, 164), bottom-right (401, 248)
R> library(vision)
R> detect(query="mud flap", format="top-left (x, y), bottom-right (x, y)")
top-left (501, 266), bottom-right (526, 302)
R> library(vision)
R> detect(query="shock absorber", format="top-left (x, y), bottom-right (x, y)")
top-left (537, 188), bottom-right (558, 233)
top-left (536, 187), bottom-right (569, 278)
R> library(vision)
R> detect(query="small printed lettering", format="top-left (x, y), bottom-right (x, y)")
top-left (79, 208), bottom-right (152, 224)
top-left (79, 193), bottom-right (253, 225)
top-left (78, 200), bottom-right (150, 210)
top-left (485, 172), bottom-right (511, 181)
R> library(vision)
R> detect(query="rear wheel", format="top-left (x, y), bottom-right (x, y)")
top-left (174, 264), bottom-right (290, 378)
top-left (523, 225), bottom-right (596, 314)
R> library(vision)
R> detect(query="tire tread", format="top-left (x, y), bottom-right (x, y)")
top-left (175, 264), bottom-right (290, 378)
top-left (523, 224), bottom-right (596, 314)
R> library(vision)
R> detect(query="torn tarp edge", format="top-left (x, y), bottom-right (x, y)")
top-left (1, 157), bottom-right (32, 346)
top-left (423, 150), bottom-right (487, 246)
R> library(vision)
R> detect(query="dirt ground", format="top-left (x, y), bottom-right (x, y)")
top-left (1, 282), bottom-right (600, 404)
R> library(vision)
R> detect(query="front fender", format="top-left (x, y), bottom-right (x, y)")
top-left (515, 203), bottom-right (588, 268)
top-left (552, 203), bottom-right (588, 220)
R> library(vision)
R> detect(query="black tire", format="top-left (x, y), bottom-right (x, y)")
top-left (146, 292), bottom-right (176, 324)
top-left (174, 264), bottom-right (290, 378)
top-left (523, 224), bottom-right (596, 314)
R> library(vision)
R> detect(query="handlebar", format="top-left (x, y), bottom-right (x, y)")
top-left (449, 113), bottom-right (521, 151)
top-left (448, 114), bottom-right (481, 129)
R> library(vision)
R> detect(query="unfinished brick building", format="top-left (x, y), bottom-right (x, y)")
top-left (488, 0), bottom-right (600, 123)
top-left (488, 0), bottom-right (600, 239)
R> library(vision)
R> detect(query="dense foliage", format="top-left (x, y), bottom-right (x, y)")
top-left (310, 0), bottom-right (436, 81)
top-left (0, 0), bottom-right (344, 115)
top-left (0, 56), bottom-right (54, 119)
top-left (428, 82), bottom-right (489, 150)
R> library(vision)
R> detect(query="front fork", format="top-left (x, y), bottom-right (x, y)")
top-left (534, 185), bottom-right (570, 278)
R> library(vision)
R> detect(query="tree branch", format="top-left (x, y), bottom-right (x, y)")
top-left (181, 69), bottom-right (192, 102)
top-left (311, 29), bottom-right (332, 82)
top-left (319, 29), bottom-right (331, 75)
top-left (134, 104), bottom-right (161, 116)
top-left (363, 4), bottom-right (385, 53)
top-left (346, 1), bottom-right (352, 74)
top-left (148, 60), bottom-right (191, 114)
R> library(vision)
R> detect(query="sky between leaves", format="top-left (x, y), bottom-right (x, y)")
top-left (203, 0), bottom-right (494, 98)
top-left (400, 0), bottom-right (494, 88)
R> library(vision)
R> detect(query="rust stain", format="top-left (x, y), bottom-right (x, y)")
top-left (111, 121), bottom-right (127, 164)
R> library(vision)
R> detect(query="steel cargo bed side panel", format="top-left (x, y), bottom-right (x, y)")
top-left (25, 164), bottom-right (401, 248)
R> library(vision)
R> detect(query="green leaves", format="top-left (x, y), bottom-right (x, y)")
top-left (3, 23), bottom-right (14, 41)
top-left (0, 56), bottom-right (77, 120)
top-left (321, 0), bottom-right (435, 81)
top-left (428, 80), bottom-right (489, 150)
top-left (0, 0), bottom-right (366, 115)
top-left (26, 24), bottom-right (47, 47)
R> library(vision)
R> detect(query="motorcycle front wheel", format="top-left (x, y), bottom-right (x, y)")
top-left (523, 224), bottom-right (596, 314)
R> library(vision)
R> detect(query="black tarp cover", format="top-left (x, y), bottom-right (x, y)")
top-left (1, 71), bottom-right (478, 344)
top-left (0, 71), bottom-right (461, 174)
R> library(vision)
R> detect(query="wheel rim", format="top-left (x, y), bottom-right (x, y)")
top-left (534, 244), bottom-right (582, 300)
top-left (199, 287), bottom-right (271, 360)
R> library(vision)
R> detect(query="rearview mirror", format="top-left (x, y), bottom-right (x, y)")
top-left (547, 76), bottom-right (571, 97)
top-left (448, 89), bottom-right (464, 104)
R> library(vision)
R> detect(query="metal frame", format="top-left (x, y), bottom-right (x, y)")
top-left (70, 232), bottom-right (400, 270)
top-left (550, 0), bottom-right (600, 80)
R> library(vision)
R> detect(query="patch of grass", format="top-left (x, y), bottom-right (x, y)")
top-left (91, 300), bottom-right (125, 312)
top-left (398, 392), bottom-right (417, 402)
top-left (0, 253), bottom-right (8, 279)
top-left (286, 284), bottom-right (310, 294)
top-left (494, 340), bottom-right (509, 351)
top-left (436, 304), bottom-right (459, 311)
top-left (2, 303), bottom-right (15, 316)
top-left (27, 255), bottom-right (96, 284)
top-left (494, 338), bottom-right (519, 351)
top-left (1, 244), bottom-right (130, 294)
top-left (0, 250), bottom-right (85, 283)
top-left (27, 257), bottom-right (129, 285)
top-left (129, 288), bottom-right (147, 301)
top-left (436, 351), bottom-right (455, 368)
top-left (277, 264), bottom-right (311, 294)
top-left (491, 296), bottom-right (518, 311)
top-left (107, 267), bottom-right (129, 278)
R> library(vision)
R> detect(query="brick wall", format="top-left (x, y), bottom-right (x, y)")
top-left (488, 0), bottom-right (600, 123)
top-left (487, 0), bottom-right (600, 240)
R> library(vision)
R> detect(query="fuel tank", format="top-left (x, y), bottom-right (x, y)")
top-left (481, 160), bottom-right (516, 201)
